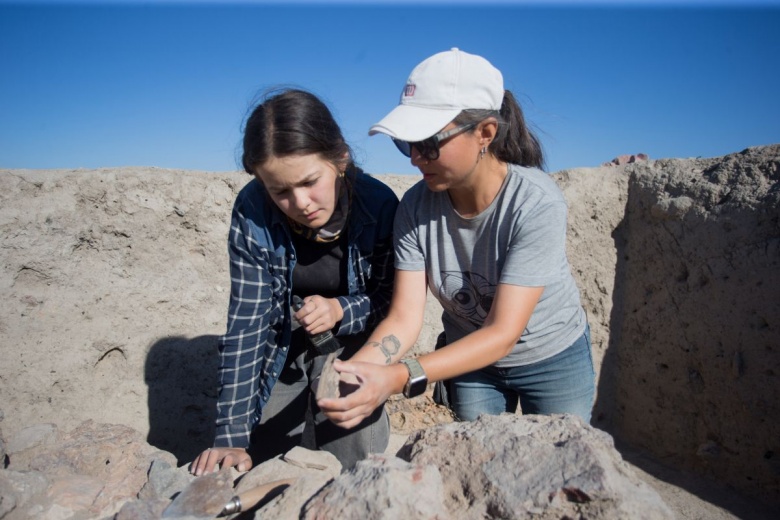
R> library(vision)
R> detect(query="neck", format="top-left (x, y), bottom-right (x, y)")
top-left (448, 156), bottom-right (508, 218)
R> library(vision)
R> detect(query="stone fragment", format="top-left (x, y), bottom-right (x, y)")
top-left (315, 352), bottom-right (340, 400)
top-left (0, 469), bottom-right (49, 517)
top-left (231, 448), bottom-right (340, 519)
top-left (282, 446), bottom-right (340, 471)
top-left (138, 458), bottom-right (194, 502)
top-left (6, 423), bottom-right (58, 455)
top-left (161, 469), bottom-right (234, 518)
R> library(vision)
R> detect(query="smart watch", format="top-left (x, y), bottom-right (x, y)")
top-left (400, 358), bottom-right (428, 398)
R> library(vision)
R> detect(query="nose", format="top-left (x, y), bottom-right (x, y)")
top-left (291, 189), bottom-right (310, 211)
top-left (410, 146), bottom-right (428, 167)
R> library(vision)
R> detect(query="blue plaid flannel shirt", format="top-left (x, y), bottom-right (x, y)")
top-left (214, 173), bottom-right (399, 448)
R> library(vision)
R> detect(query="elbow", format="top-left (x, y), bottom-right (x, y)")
top-left (499, 340), bottom-right (517, 358)
top-left (485, 326), bottom-right (523, 359)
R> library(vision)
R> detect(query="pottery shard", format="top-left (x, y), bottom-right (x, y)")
top-left (316, 352), bottom-right (340, 400)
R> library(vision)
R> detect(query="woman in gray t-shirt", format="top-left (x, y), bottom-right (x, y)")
top-left (319, 49), bottom-right (595, 428)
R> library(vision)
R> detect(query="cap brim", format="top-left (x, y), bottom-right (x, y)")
top-left (368, 104), bottom-right (461, 142)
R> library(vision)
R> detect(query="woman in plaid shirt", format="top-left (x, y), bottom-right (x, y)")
top-left (190, 89), bottom-right (399, 475)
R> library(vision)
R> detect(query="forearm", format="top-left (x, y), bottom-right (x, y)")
top-left (350, 313), bottom-right (422, 366)
top-left (417, 285), bottom-right (544, 384)
top-left (416, 325), bottom-right (517, 384)
top-left (214, 338), bottom-right (262, 448)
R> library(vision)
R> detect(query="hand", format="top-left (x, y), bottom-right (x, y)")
top-left (294, 295), bottom-right (344, 335)
top-left (189, 447), bottom-right (253, 476)
top-left (317, 359), bottom-right (405, 430)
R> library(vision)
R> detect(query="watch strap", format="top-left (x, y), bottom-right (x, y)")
top-left (400, 358), bottom-right (427, 398)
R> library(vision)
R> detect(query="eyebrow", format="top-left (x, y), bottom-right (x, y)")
top-left (267, 171), bottom-right (320, 192)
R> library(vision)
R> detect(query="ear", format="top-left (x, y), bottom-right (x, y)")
top-left (477, 118), bottom-right (499, 146)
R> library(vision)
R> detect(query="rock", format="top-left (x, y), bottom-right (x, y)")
top-left (137, 458), bottom-right (194, 502)
top-left (255, 473), bottom-right (336, 519)
top-left (281, 445), bottom-right (340, 471)
top-left (314, 352), bottom-right (340, 400)
top-left (302, 454), bottom-right (448, 520)
top-left (161, 469), bottom-right (234, 518)
top-left (5, 423), bottom-right (58, 455)
top-left (4, 420), bottom-right (177, 519)
top-left (234, 447), bottom-right (340, 518)
top-left (603, 153), bottom-right (649, 166)
top-left (115, 497), bottom-right (170, 520)
top-left (0, 470), bottom-right (49, 519)
top-left (396, 414), bottom-right (674, 519)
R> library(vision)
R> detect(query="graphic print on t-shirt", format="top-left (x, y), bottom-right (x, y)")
top-left (438, 271), bottom-right (496, 327)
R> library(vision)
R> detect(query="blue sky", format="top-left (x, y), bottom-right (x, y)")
top-left (1, 1), bottom-right (779, 174)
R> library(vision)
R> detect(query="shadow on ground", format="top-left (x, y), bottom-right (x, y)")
top-left (145, 335), bottom-right (219, 465)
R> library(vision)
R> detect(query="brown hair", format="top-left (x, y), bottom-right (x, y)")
top-left (241, 88), bottom-right (359, 179)
top-left (453, 90), bottom-right (545, 170)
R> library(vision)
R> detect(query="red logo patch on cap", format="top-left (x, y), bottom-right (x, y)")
top-left (403, 84), bottom-right (416, 97)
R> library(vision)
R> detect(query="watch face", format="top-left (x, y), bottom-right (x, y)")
top-left (402, 359), bottom-right (427, 398)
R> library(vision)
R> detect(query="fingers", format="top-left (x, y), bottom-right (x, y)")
top-left (318, 397), bottom-right (374, 429)
top-left (318, 360), bottom-right (395, 429)
top-left (190, 448), bottom-right (221, 476)
top-left (294, 295), bottom-right (338, 334)
top-left (189, 448), bottom-right (252, 476)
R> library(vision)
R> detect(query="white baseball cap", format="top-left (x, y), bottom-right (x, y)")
top-left (369, 48), bottom-right (504, 142)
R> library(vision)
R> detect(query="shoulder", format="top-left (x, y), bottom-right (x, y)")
top-left (235, 177), bottom-right (267, 210)
top-left (505, 164), bottom-right (566, 205)
top-left (398, 178), bottom-right (434, 208)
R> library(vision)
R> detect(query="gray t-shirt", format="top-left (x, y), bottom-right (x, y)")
top-left (394, 164), bottom-right (586, 367)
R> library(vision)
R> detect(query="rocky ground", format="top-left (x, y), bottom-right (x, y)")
top-left (1, 146), bottom-right (778, 518)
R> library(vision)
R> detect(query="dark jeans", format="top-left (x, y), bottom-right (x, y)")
top-left (449, 325), bottom-right (596, 423)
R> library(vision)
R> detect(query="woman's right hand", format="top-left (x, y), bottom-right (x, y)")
top-left (317, 359), bottom-right (408, 429)
top-left (189, 447), bottom-right (253, 476)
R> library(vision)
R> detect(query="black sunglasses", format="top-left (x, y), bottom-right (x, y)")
top-left (392, 123), bottom-right (477, 161)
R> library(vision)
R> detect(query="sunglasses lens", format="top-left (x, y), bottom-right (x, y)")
top-left (418, 138), bottom-right (439, 161)
top-left (393, 139), bottom-right (412, 158)
top-left (392, 137), bottom-right (440, 160)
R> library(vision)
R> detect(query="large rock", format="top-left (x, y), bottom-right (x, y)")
top-left (2, 416), bottom-right (673, 519)
top-left (3, 420), bottom-right (176, 519)
top-left (285, 415), bottom-right (671, 519)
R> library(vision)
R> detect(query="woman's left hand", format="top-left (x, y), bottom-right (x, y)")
top-left (294, 295), bottom-right (343, 335)
top-left (189, 447), bottom-right (253, 476)
top-left (317, 359), bottom-right (405, 429)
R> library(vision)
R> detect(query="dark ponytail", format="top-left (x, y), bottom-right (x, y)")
top-left (241, 88), bottom-right (359, 179)
top-left (453, 90), bottom-right (545, 170)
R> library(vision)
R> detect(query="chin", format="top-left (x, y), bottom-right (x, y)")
top-left (424, 178), bottom-right (449, 192)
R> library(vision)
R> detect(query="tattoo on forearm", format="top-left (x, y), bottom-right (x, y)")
top-left (368, 335), bottom-right (402, 364)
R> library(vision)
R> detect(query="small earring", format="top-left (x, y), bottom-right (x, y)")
top-left (479, 147), bottom-right (487, 159)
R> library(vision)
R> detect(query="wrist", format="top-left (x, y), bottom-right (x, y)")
top-left (330, 298), bottom-right (344, 322)
top-left (399, 358), bottom-right (428, 398)
top-left (392, 362), bottom-right (408, 395)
